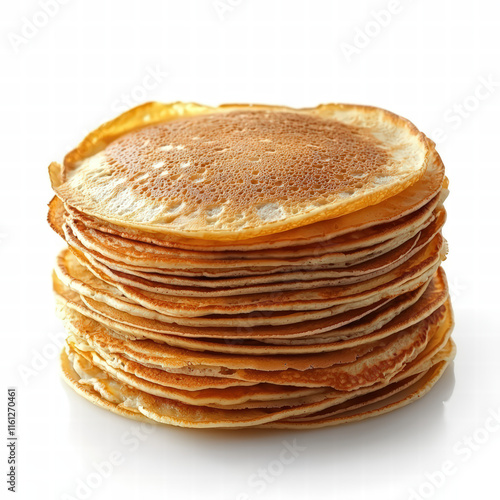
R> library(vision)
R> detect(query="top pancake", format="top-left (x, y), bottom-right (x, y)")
top-left (51, 102), bottom-right (431, 241)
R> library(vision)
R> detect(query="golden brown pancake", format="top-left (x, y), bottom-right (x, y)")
top-left (63, 195), bottom-right (439, 262)
top-left (54, 241), bottom-right (443, 324)
top-left (52, 103), bottom-right (431, 240)
top-left (49, 102), bottom-right (455, 429)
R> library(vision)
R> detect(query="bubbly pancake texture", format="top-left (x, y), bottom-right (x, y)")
top-left (48, 101), bottom-right (455, 429)
top-left (53, 103), bottom-right (430, 240)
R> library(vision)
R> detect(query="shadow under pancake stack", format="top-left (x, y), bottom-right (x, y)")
top-left (48, 102), bottom-right (455, 429)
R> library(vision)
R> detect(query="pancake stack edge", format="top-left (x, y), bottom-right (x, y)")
top-left (48, 102), bottom-right (456, 429)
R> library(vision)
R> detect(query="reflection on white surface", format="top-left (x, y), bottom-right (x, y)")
top-left (50, 363), bottom-right (456, 500)
top-left (2, 0), bottom-right (500, 498)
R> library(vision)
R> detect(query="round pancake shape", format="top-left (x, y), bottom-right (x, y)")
top-left (52, 146), bottom-right (444, 251)
top-left (53, 103), bottom-right (431, 240)
top-left (62, 216), bottom-right (427, 270)
top-left (53, 266), bottom-right (448, 354)
top-left (65, 209), bottom-right (445, 299)
top-left (67, 207), bottom-right (445, 290)
top-left (59, 149), bottom-right (448, 252)
top-left (54, 233), bottom-right (444, 319)
top-left (54, 236), bottom-right (443, 325)
top-left (62, 193), bottom-right (439, 263)
top-left (59, 309), bottom-right (454, 428)
top-left (58, 303), bottom-right (380, 373)
top-left (50, 102), bottom-right (455, 430)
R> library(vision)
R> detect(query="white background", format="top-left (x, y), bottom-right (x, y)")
top-left (1, 1), bottom-right (499, 499)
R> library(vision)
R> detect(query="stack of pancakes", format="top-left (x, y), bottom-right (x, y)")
top-left (48, 102), bottom-right (455, 429)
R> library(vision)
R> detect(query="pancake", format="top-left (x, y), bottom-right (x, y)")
top-left (264, 351), bottom-right (454, 428)
top-left (53, 266), bottom-right (448, 356)
top-left (47, 195), bottom-right (445, 286)
top-left (59, 312), bottom-right (454, 427)
top-left (53, 272), bottom-right (398, 345)
top-left (81, 208), bottom-right (444, 291)
top-left (66, 210), bottom-right (445, 301)
top-left (68, 340), bottom-right (329, 407)
top-left (54, 243), bottom-right (442, 325)
top-left (199, 305), bottom-right (449, 389)
top-left (266, 335), bottom-right (456, 427)
top-left (58, 302), bottom-right (379, 373)
top-left (52, 103), bottom-right (431, 241)
top-left (62, 194), bottom-right (439, 262)
top-left (49, 101), bottom-right (455, 429)
top-left (60, 156), bottom-right (445, 252)
top-left (58, 150), bottom-right (445, 251)
top-left (63, 216), bottom-right (428, 271)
